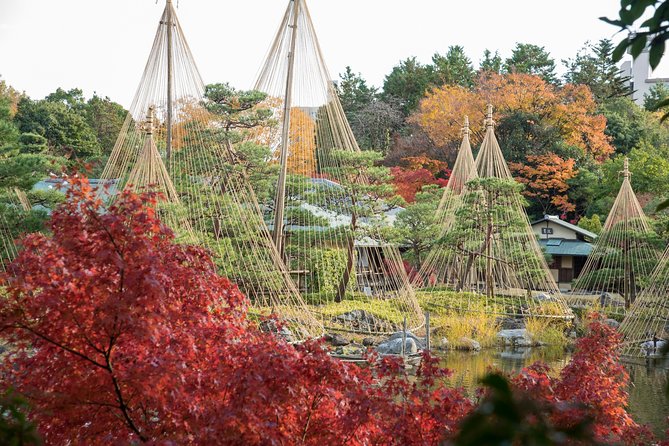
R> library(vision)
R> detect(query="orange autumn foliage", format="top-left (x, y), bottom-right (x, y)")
top-left (264, 105), bottom-right (318, 177)
top-left (510, 153), bottom-right (578, 215)
top-left (401, 155), bottom-right (449, 174)
top-left (412, 73), bottom-right (614, 162)
top-left (410, 86), bottom-right (484, 147)
top-left (287, 107), bottom-right (317, 176)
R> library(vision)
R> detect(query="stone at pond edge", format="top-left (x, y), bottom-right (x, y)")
top-left (324, 333), bottom-right (350, 347)
top-left (436, 338), bottom-right (450, 351)
top-left (384, 331), bottom-right (425, 350)
top-left (362, 337), bottom-right (376, 347)
top-left (456, 337), bottom-right (481, 351)
top-left (376, 338), bottom-right (418, 355)
top-left (497, 329), bottom-right (533, 347)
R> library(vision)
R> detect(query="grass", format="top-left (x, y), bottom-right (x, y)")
top-left (417, 291), bottom-right (501, 348)
top-left (250, 289), bottom-right (575, 346)
top-left (302, 292), bottom-right (422, 335)
top-left (416, 290), bottom-right (573, 348)
top-left (525, 317), bottom-right (570, 347)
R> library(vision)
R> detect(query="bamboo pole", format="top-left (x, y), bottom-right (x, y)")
top-left (165, 0), bottom-right (174, 164)
top-left (425, 312), bottom-right (430, 351)
top-left (271, 0), bottom-right (300, 257)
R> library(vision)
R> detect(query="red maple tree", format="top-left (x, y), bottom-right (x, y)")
top-left (0, 177), bottom-right (472, 445)
top-left (512, 319), bottom-right (652, 445)
top-left (391, 156), bottom-right (450, 202)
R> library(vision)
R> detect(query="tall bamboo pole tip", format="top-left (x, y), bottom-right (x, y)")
top-left (144, 106), bottom-right (155, 135)
top-left (623, 157), bottom-right (630, 179)
top-left (485, 104), bottom-right (494, 128)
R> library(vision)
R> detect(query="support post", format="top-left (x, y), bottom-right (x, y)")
top-left (165, 0), bottom-right (174, 164)
top-left (622, 157), bottom-right (631, 307)
top-left (401, 316), bottom-right (407, 358)
top-left (484, 105), bottom-right (494, 299)
top-left (272, 0), bottom-right (300, 257)
top-left (425, 312), bottom-right (430, 352)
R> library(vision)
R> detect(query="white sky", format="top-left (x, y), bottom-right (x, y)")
top-left (1, 0), bottom-right (667, 108)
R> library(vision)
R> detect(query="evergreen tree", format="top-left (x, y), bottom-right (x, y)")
top-left (15, 95), bottom-right (101, 159)
top-left (578, 214), bottom-right (603, 235)
top-left (392, 184), bottom-right (441, 269)
top-left (335, 66), bottom-right (377, 117)
top-left (431, 46), bottom-right (475, 88)
top-left (382, 57), bottom-right (434, 115)
top-left (643, 83), bottom-right (669, 111)
top-left (320, 150), bottom-right (402, 301)
top-left (504, 43), bottom-right (558, 84)
top-left (479, 49), bottom-right (503, 74)
top-left (573, 218), bottom-right (664, 307)
top-left (85, 94), bottom-right (127, 155)
top-left (563, 39), bottom-right (630, 101)
top-left (440, 177), bottom-right (548, 295)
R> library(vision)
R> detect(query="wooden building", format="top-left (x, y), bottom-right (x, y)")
top-left (531, 215), bottom-right (597, 290)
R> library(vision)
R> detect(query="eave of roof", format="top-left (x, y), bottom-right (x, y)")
top-left (531, 215), bottom-right (598, 240)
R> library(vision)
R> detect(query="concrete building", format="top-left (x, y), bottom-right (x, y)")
top-left (620, 48), bottom-right (669, 105)
top-left (531, 215), bottom-right (597, 291)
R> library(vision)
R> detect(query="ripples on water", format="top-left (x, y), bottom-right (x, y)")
top-left (436, 348), bottom-right (669, 436)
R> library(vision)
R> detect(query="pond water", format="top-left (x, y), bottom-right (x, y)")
top-left (436, 347), bottom-right (669, 436)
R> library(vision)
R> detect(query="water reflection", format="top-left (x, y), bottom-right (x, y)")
top-left (437, 348), bottom-right (669, 436)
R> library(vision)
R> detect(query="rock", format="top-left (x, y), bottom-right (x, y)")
top-left (324, 333), bottom-right (350, 346)
top-left (436, 338), bottom-right (450, 351)
top-left (334, 310), bottom-right (397, 332)
top-left (599, 292), bottom-right (612, 307)
top-left (497, 317), bottom-right (525, 330)
top-left (384, 331), bottom-right (425, 350)
top-left (334, 343), bottom-right (365, 356)
top-left (259, 319), bottom-right (295, 343)
top-left (376, 337), bottom-right (418, 355)
top-left (456, 337), bottom-right (481, 351)
top-left (279, 327), bottom-right (295, 343)
top-left (497, 328), bottom-right (533, 347)
top-left (603, 319), bottom-right (620, 329)
top-left (362, 337), bottom-right (377, 347)
top-left (534, 292), bottom-right (554, 302)
top-left (641, 339), bottom-right (668, 355)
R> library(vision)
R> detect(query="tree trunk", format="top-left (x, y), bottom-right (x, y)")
top-left (413, 244), bottom-right (422, 271)
top-left (336, 199), bottom-right (357, 303)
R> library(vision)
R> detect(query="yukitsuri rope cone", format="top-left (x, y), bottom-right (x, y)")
top-left (619, 242), bottom-right (669, 358)
top-left (13, 188), bottom-right (31, 212)
top-left (251, 0), bottom-right (424, 334)
top-left (413, 116), bottom-right (476, 288)
top-left (99, 0), bottom-right (323, 341)
top-left (0, 214), bottom-right (17, 272)
top-left (124, 106), bottom-right (196, 242)
top-left (570, 158), bottom-right (663, 316)
top-left (416, 105), bottom-right (572, 322)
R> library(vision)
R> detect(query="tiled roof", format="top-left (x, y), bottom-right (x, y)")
top-left (538, 238), bottom-right (593, 257)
